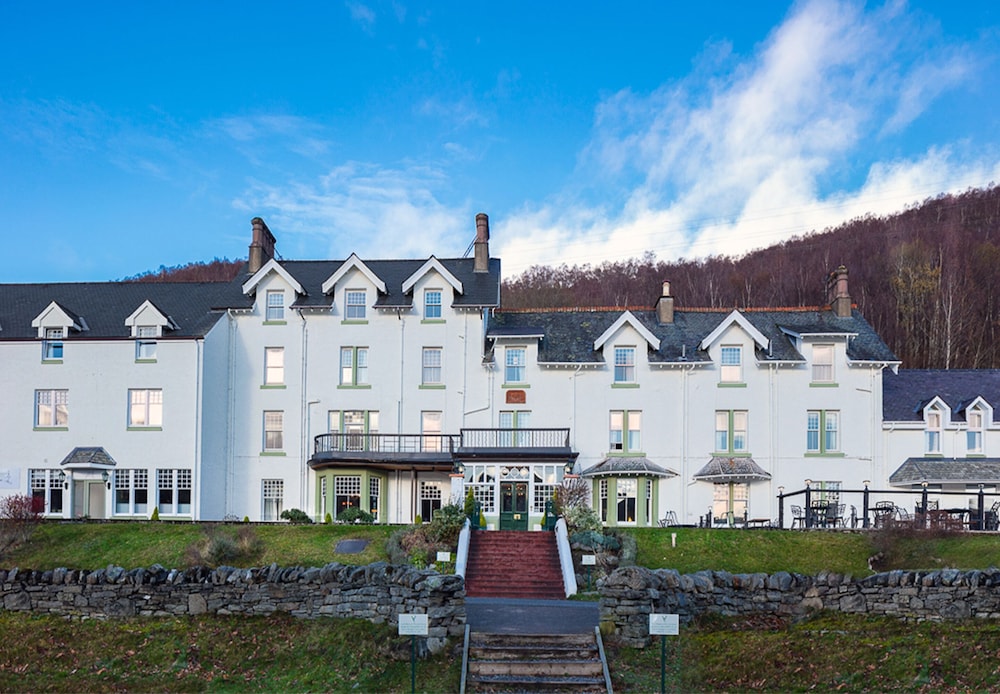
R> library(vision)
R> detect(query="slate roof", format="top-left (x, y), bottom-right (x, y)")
top-left (889, 457), bottom-right (1000, 485)
top-left (883, 369), bottom-right (1000, 423)
top-left (486, 307), bottom-right (897, 366)
top-left (60, 447), bottom-right (117, 468)
top-left (0, 256), bottom-right (500, 340)
top-left (580, 456), bottom-right (678, 478)
top-left (693, 456), bottom-right (771, 483)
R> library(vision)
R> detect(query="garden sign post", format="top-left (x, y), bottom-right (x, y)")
top-left (649, 613), bottom-right (679, 694)
top-left (398, 613), bottom-right (428, 694)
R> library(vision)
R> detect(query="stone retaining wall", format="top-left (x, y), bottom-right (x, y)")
top-left (600, 566), bottom-right (1000, 646)
top-left (0, 562), bottom-right (465, 654)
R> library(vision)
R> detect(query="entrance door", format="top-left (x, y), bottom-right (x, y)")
top-left (499, 481), bottom-right (528, 530)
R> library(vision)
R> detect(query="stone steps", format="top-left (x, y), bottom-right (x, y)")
top-left (465, 631), bottom-right (609, 693)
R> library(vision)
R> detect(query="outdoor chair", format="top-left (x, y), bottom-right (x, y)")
top-left (658, 510), bottom-right (679, 527)
top-left (790, 504), bottom-right (805, 529)
top-left (825, 503), bottom-right (846, 528)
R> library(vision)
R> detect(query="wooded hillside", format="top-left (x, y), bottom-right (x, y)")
top-left (502, 186), bottom-right (1000, 370)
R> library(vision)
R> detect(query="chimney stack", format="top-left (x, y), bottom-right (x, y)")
top-left (830, 265), bottom-right (851, 318)
top-left (656, 280), bottom-right (675, 324)
top-left (248, 217), bottom-right (276, 275)
top-left (474, 213), bottom-right (490, 273)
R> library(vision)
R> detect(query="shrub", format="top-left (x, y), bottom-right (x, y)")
top-left (150, 507), bottom-right (160, 521)
top-left (337, 507), bottom-right (374, 524)
top-left (414, 515), bottom-right (423, 525)
top-left (464, 488), bottom-right (476, 518)
top-left (324, 512), bottom-right (333, 524)
top-left (184, 525), bottom-right (263, 568)
top-left (427, 503), bottom-right (466, 545)
top-left (0, 494), bottom-right (42, 556)
top-left (555, 478), bottom-right (590, 514)
top-left (562, 503), bottom-right (602, 534)
top-left (280, 508), bottom-right (313, 524)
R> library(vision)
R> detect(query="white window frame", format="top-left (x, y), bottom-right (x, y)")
top-left (114, 469), bottom-right (149, 516)
top-left (35, 389), bottom-right (68, 428)
top-left (609, 410), bottom-right (641, 453)
top-left (464, 464), bottom-right (496, 514)
top-left (128, 388), bottom-right (163, 428)
top-left (926, 409), bottom-right (943, 454)
top-left (264, 410), bottom-right (284, 451)
top-left (262, 479), bottom-right (284, 521)
top-left (43, 327), bottom-right (64, 361)
top-left (421, 410), bottom-right (443, 452)
top-left (30, 469), bottom-right (65, 515)
top-left (264, 347), bottom-right (285, 385)
top-left (812, 344), bottom-right (834, 383)
top-left (616, 478), bottom-right (638, 524)
top-left (720, 345), bottom-right (742, 383)
top-left (968, 408), bottom-right (985, 455)
top-left (136, 325), bottom-right (157, 361)
top-left (422, 347), bottom-right (442, 385)
top-left (265, 290), bottom-right (285, 321)
top-left (334, 475), bottom-right (361, 518)
top-left (369, 477), bottom-right (380, 521)
top-left (531, 464), bottom-right (562, 513)
top-left (505, 347), bottom-right (526, 384)
top-left (157, 469), bottom-right (192, 515)
top-left (345, 289), bottom-right (367, 320)
top-left (424, 289), bottom-right (442, 319)
top-left (613, 346), bottom-right (636, 384)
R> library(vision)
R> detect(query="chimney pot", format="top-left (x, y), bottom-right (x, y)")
top-left (656, 280), bottom-right (675, 324)
top-left (474, 212), bottom-right (490, 273)
top-left (248, 217), bottom-right (277, 275)
top-left (830, 265), bottom-right (851, 317)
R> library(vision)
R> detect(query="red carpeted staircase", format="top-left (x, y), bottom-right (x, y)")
top-left (465, 530), bottom-right (566, 599)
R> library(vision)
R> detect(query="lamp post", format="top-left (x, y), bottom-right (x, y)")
top-left (777, 486), bottom-right (785, 529)
top-left (804, 479), bottom-right (812, 528)
top-left (862, 480), bottom-right (871, 529)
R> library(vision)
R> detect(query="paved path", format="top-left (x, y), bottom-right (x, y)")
top-left (466, 597), bottom-right (600, 634)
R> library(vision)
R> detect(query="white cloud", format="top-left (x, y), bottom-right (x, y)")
top-left (495, 0), bottom-right (996, 278)
top-left (346, 1), bottom-right (376, 33)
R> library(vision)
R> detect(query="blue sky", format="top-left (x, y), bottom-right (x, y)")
top-left (2, 1), bottom-right (999, 282)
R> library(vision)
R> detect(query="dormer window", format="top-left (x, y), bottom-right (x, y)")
top-left (136, 326), bottom-right (157, 361)
top-left (265, 290), bottom-right (285, 322)
top-left (812, 344), bottom-right (834, 383)
top-left (43, 328), bottom-right (64, 361)
top-left (424, 289), bottom-right (442, 320)
top-left (968, 408), bottom-right (984, 455)
top-left (720, 346), bottom-right (742, 383)
top-left (614, 346), bottom-right (636, 384)
top-left (345, 289), bottom-right (367, 320)
top-left (926, 409), bottom-right (942, 454)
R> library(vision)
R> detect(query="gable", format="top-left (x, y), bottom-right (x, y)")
top-left (401, 256), bottom-right (464, 296)
top-left (124, 300), bottom-right (177, 336)
top-left (241, 258), bottom-right (306, 297)
top-left (699, 310), bottom-right (769, 352)
top-left (593, 311), bottom-right (660, 352)
top-left (30, 301), bottom-right (88, 338)
top-left (320, 254), bottom-right (387, 295)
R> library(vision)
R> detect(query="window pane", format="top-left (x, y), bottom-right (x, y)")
top-left (614, 347), bottom-right (635, 382)
top-left (824, 412), bottom-right (838, 451)
top-left (340, 347), bottom-right (354, 384)
top-left (425, 290), bottom-right (442, 319)
top-left (346, 290), bottom-right (366, 319)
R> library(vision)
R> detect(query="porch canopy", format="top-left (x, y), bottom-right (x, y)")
top-left (693, 456), bottom-right (770, 484)
top-left (889, 457), bottom-right (1000, 486)
top-left (581, 456), bottom-right (677, 478)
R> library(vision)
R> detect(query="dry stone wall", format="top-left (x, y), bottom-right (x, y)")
top-left (0, 562), bottom-right (465, 654)
top-left (601, 566), bottom-right (1000, 646)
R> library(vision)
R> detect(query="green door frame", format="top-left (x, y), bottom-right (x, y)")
top-left (499, 481), bottom-right (529, 530)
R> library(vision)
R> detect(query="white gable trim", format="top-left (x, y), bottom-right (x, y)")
top-left (401, 256), bottom-right (463, 295)
top-left (124, 300), bottom-right (178, 333)
top-left (321, 254), bottom-right (387, 295)
top-left (700, 310), bottom-right (769, 352)
top-left (241, 258), bottom-right (305, 296)
top-left (923, 397), bottom-right (954, 427)
top-left (593, 311), bottom-right (660, 351)
top-left (31, 301), bottom-right (87, 337)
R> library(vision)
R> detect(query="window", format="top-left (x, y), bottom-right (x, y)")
top-left (35, 389), bottom-right (68, 428)
top-left (264, 347), bottom-right (284, 385)
top-left (30, 469), bottom-right (64, 514)
top-left (806, 410), bottom-right (839, 454)
top-left (499, 410), bottom-right (531, 446)
top-left (128, 389), bottom-right (163, 428)
top-left (532, 465), bottom-right (562, 513)
top-left (320, 477), bottom-right (328, 519)
top-left (720, 345), bottom-right (742, 382)
top-left (424, 289), bottom-right (442, 319)
top-left (617, 478), bottom-right (637, 524)
top-left (340, 346), bottom-right (369, 386)
top-left (815, 481), bottom-right (842, 504)
top-left (334, 475), bottom-right (361, 518)
top-left (43, 328), bottom-right (64, 360)
top-left (464, 464), bottom-right (496, 514)
top-left (157, 469), bottom-right (191, 515)
top-left (505, 347), bottom-right (526, 384)
top-left (968, 409), bottom-right (984, 454)
top-left (421, 410), bottom-right (443, 452)
top-left (420, 481), bottom-right (443, 521)
top-left (812, 344), bottom-right (834, 382)
top-left (614, 346), bottom-right (636, 383)
top-left (712, 482), bottom-right (748, 523)
top-left (609, 410), bottom-right (641, 453)
top-left (264, 411), bottom-right (284, 451)
top-left (599, 479), bottom-right (609, 522)
top-left (265, 290), bottom-right (285, 321)
top-left (369, 477), bottom-right (380, 521)
top-left (328, 410), bottom-right (379, 451)
top-left (345, 289), bottom-right (366, 320)
top-left (715, 410), bottom-right (748, 453)
top-left (422, 347), bottom-right (442, 385)
top-left (136, 326), bottom-right (157, 360)
top-left (262, 479), bottom-right (284, 521)
top-left (926, 409), bottom-right (942, 454)
top-left (114, 469), bottom-right (148, 515)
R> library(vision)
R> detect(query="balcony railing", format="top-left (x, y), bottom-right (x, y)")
top-left (313, 433), bottom-right (457, 455)
top-left (459, 428), bottom-right (571, 449)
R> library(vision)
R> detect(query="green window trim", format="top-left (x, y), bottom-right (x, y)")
top-left (127, 426), bottom-right (163, 432)
top-left (804, 452), bottom-right (846, 458)
top-left (33, 427), bottom-right (69, 432)
top-left (41, 359), bottom-right (64, 365)
top-left (611, 383), bottom-right (640, 389)
top-left (419, 384), bottom-right (446, 390)
top-left (259, 385), bottom-right (287, 390)
top-left (717, 382), bottom-right (747, 388)
top-left (809, 382), bottom-right (839, 388)
top-left (501, 383), bottom-right (530, 389)
top-left (134, 358), bottom-right (157, 364)
top-left (260, 451), bottom-right (287, 457)
top-left (340, 319), bottom-right (369, 325)
top-left (337, 384), bottom-right (372, 390)
top-left (262, 320), bottom-right (288, 326)
top-left (420, 319), bottom-right (446, 325)
top-left (607, 450), bottom-right (647, 457)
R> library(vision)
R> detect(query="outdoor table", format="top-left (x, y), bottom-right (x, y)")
top-left (808, 500), bottom-right (830, 528)
top-left (871, 505), bottom-right (895, 528)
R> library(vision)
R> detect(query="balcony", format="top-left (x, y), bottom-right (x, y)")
top-left (309, 433), bottom-right (457, 471)
top-left (456, 428), bottom-right (576, 463)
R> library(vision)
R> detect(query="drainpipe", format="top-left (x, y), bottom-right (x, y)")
top-left (299, 311), bottom-right (310, 512)
top-left (193, 338), bottom-right (204, 521)
top-left (226, 309), bottom-right (238, 517)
